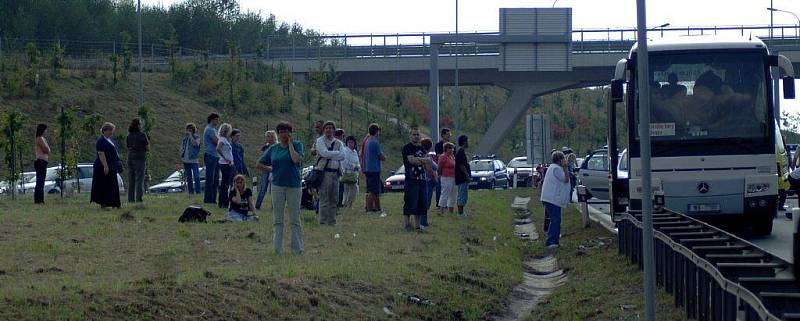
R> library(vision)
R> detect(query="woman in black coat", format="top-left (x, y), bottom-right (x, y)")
top-left (90, 122), bottom-right (121, 208)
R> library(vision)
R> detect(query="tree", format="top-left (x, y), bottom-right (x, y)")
top-left (55, 104), bottom-right (78, 198)
top-left (163, 27), bottom-right (180, 77)
top-left (120, 31), bottom-right (133, 80)
top-left (109, 54), bottom-right (119, 85)
top-left (0, 109), bottom-right (25, 200)
top-left (49, 41), bottom-right (65, 79)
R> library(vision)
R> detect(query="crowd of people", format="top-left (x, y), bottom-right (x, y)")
top-left (28, 111), bottom-right (575, 254)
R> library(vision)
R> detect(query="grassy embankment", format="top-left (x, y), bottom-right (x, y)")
top-left (527, 201), bottom-right (686, 320)
top-left (1, 188), bottom-right (526, 320)
top-left (1, 185), bottom-right (687, 320)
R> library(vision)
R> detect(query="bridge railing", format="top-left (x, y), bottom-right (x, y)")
top-left (2, 25), bottom-right (798, 63)
top-left (261, 25), bottom-right (800, 60)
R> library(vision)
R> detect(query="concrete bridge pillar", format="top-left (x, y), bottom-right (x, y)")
top-left (475, 81), bottom-right (580, 156)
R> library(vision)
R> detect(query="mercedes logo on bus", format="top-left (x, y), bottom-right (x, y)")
top-left (697, 182), bottom-right (710, 194)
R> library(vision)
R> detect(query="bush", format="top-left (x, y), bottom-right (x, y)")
top-left (171, 63), bottom-right (193, 85)
top-left (197, 75), bottom-right (219, 97)
top-left (237, 84), bottom-right (252, 104)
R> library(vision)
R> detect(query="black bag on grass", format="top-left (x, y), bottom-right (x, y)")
top-left (179, 206), bottom-right (211, 223)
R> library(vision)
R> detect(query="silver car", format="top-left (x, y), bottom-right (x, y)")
top-left (577, 149), bottom-right (627, 200)
top-left (19, 164), bottom-right (125, 195)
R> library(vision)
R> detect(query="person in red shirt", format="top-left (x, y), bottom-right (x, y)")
top-left (437, 143), bottom-right (457, 215)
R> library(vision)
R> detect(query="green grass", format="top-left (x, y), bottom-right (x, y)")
top-left (0, 188), bottom-right (688, 320)
top-left (526, 202), bottom-right (686, 321)
top-left (0, 188), bottom-right (527, 321)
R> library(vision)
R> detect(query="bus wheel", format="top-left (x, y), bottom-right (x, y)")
top-left (752, 215), bottom-right (774, 236)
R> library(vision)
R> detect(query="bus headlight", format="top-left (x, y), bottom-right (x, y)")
top-left (746, 183), bottom-right (770, 193)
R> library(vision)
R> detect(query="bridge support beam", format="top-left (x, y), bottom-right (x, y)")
top-left (475, 81), bottom-right (579, 156)
top-left (429, 44), bottom-right (440, 143)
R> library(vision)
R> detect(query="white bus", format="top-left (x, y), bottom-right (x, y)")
top-left (608, 36), bottom-right (795, 235)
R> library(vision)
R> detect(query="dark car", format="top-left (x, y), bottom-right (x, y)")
top-left (469, 157), bottom-right (509, 190)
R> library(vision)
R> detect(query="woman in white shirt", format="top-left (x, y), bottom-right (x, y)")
top-left (217, 123), bottom-right (234, 208)
top-left (341, 136), bottom-right (361, 208)
top-left (539, 151), bottom-right (570, 248)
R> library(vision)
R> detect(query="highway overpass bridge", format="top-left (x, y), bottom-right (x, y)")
top-left (263, 25), bottom-right (800, 154)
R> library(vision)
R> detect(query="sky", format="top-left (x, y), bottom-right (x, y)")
top-left (143, 0), bottom-right (800, 116)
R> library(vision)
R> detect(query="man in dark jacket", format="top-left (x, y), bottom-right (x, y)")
top-left (454, 135), bottom-right (471, 217)
top-left (126, 118), bottom-right (149, 203)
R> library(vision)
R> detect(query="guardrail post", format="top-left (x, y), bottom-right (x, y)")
top-left (794, 207), bottom-right (799, 285)
top-left (675, 255), bottom-right (685, 308)
top-left (686, 262), bottom-right (697, 319)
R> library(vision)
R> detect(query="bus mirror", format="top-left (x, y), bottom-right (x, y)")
top-left (784, 77), bottom-right (796, 99)
top-left (611, 79), bottom-right (624, 102)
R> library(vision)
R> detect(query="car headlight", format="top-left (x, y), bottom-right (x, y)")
top-left (480, 177), bottom-right (488, 181)
top-left (746, 183), bottom-right (770, 193)
top-left (167, 188), bottom-right (183, 193)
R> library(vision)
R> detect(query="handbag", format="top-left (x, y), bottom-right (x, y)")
top-left (340, 172), bottom-right (358, 184)
top-left (111, 160), bottom-right (124, 174)
top-left (304, 141), bottom-right (336, 189)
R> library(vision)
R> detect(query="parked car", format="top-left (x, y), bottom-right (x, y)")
top-left (18, 164), bottom-right (125, 195)
top-left (578, 148), bottom-right (627, 200)
top-left (0, 172), bottom-right (36, 195)
top-left (148, 167), bottom-right (209, 194)
top-left (469, 156), bottom-right (509, 190)
top-left (507, 156), bottom-right (534, 187)
top-left (384, 165), bottom-right (405, 192)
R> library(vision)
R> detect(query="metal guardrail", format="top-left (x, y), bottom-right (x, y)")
top-left (618, 209), bottom-right (799, 321)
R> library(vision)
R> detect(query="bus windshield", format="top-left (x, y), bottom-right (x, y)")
top-left (644, 51), bottom-right (769, 142)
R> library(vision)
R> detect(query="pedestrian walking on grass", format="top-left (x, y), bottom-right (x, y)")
top-left (258, 121), bottom-right (305, 255)
top-left (315, 121), bottom-right (344, 225)
top-left (217, 123), bottom-right (234, 208)
top-left (402, 128), bottom-right (431, 231)
top-left (126, 118), bottom-right (149, 203)
top-left (90, 122), bottom-right (122, 209)
top-left (539, 151), bottom-right (570, 249)
top-left (34, 124), bottom-right (50, 204)
top-left (454, 135), bottom-right (471, 217)
top-left (203, 113), bottom-right (221, 204)
top-left (255, 130), bottom-right (277, 210)
top-left (181, 123), bottom-right (202, 194)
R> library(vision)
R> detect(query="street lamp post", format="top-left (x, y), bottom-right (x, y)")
top-left (454, 0), bottom-right (460, 135)
top-left (138, 0), bottom-right (144, 111)
top-left (768, 7), bottom-right (800, 37)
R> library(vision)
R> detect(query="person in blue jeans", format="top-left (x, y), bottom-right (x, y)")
top-left (203, 113), bottom-right (220, 204)
top-left (539, 151), bottom-right (570, 249)
top-left (255, 130), bottom-right (277, 210)
top-left (181, 123), bottom-right (202, 194)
